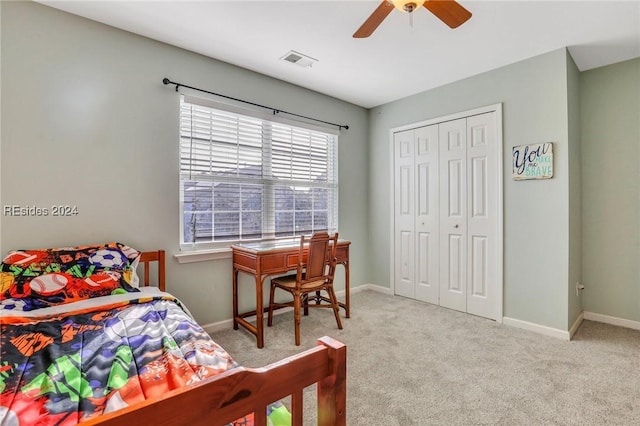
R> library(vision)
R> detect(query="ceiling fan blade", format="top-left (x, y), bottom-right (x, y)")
top-left (423, 0), bottom-right (472, 28)
top-left (353, 1), bottom-right (395, 38)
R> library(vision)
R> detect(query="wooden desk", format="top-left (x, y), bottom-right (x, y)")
top-left (232, 239), bottom-right (351, 348)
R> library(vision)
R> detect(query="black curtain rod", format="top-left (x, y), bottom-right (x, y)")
top-left (162, 78), bottom-right (349, 130)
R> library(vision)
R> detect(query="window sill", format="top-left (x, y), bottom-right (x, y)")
top-left (174, 248), bottom-right (232, 264)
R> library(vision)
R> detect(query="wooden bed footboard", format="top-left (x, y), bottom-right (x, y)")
top-left (83, 336), bottom-right (346, 426)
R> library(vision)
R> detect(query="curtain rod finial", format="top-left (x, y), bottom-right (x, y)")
top-left (162, 78), bottom-right (170, 85)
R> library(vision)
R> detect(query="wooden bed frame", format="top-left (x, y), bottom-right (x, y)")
top-left (83, 250), bottom-right (347, 426)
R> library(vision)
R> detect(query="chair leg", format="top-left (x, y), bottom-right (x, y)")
top-left (293, 292), bottom-right (302, 346)
top-left (267, 284), bottom-right (276, 327)
top-left (303, 293), bottom-right (309, 316)
top-left (326, 286), bottom-right (343, 330)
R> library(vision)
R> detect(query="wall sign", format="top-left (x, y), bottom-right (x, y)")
top-left (512, 142), bottom-right (554, 180)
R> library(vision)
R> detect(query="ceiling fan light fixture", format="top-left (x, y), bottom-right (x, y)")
top-left (353, 0), bottom-right (471, 38)
top-left (391, 0), bottom-right (420, 13)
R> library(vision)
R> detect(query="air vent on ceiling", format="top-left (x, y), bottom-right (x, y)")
top-left (280, 50), bottom-right (318, 68)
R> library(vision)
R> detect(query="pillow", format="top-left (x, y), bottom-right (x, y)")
top-left (0, 242), bottom-right (141, 310)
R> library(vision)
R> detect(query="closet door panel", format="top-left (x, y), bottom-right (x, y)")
top-left (439, 119), bottom-right (467, 313)
top-left (394, 129), bottom-right (415, 299)
top-left (414, 125), bottom-right (439, 304)
top-left (466, 112), bottom-right (499, 320)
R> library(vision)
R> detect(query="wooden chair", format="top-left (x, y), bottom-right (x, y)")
top-left (267, 232), bottom-right (343, 346)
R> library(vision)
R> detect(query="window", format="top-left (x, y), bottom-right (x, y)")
top-left (179, 96), bottom-right (338, 250)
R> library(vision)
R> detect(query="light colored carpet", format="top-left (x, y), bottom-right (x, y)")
top-left (210, 290), bottom-right (640, 425)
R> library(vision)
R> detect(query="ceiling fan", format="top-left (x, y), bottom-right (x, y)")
top-left (353, 0), bottom-right (472, 38)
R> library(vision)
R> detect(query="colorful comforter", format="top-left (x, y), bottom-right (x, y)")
top-left (0, 292), bottom-right (243, 425)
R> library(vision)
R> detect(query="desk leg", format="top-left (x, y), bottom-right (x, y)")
top-left (255, 274), bottom-right (264, 348)
top-left (343, 261), bottom-right (350, 318)
top-left (232, 268), bottom-right (239, 330)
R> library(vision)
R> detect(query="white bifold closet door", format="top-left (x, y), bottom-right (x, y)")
top-left (393, 111), bottom-right (498, 320)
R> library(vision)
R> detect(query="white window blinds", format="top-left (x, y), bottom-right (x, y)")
top-left (180, 96), bottom-right (338, 248)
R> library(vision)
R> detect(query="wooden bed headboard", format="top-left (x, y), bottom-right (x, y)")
top-left (138, 250), bottom-right (166, 292)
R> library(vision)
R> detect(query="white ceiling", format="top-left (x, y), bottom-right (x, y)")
top-left (38, 0), bottom-right (640, 108)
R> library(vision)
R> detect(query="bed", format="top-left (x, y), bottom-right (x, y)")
top-left (0, 242), bottom-right (346, 426)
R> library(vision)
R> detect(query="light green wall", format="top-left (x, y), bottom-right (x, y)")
top-left (368, 49), bottom-right (572, 330)
top-left (567, 52), bottom-right (583, 328)
top-left (581, 57), bottom-right (640, 322)
top-left (0, 1), bottom-right (370, 326)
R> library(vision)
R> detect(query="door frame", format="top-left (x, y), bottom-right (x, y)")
top-left (388, 103), bottom-right (504, 322)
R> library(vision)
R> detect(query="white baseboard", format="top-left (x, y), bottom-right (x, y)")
top-left (569, 311), bottom-right (584, 339)
top-left (502, 316), bottom-right (571, 341)
top-left (203, 289), bottom-right (640, 340)
top-left (201, 284), bottom-right (391, 335)
top-left (202, 318), bottom-right (235, 335)
top-left (201, 307), bottom-right (294, 335)
top-left (350, 283), bottom-right (394, 295)
top-left (583, 311), bottom-right (640, 331)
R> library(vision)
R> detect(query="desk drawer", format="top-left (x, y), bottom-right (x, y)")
top-left (286, 253), bottom-right (302, 268)
top-left (261, 253), bottom-right (290, 273)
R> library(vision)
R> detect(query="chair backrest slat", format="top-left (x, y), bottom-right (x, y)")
top-left (301, 232), bottom-right (338, 282)
top-left (306, 240), bottom-right (329, 279)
